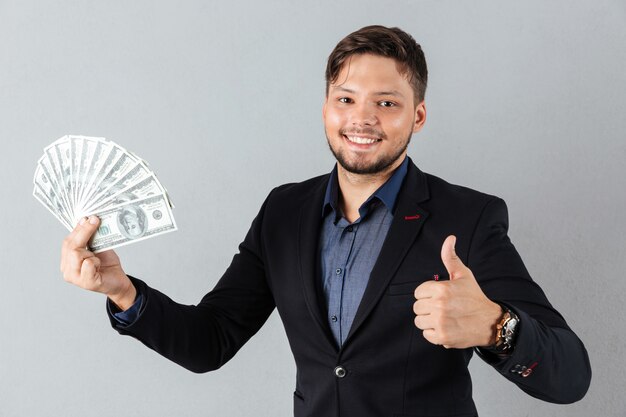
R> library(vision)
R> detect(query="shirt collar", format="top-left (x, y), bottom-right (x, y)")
top-left (322, 156), bottom-right (409, 220)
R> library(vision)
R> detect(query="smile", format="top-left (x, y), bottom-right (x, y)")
top-left (344, 135), bottom-right (382, 145)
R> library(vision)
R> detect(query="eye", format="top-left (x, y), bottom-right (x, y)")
top-left (338, 97), bottom-right (353, 104)
top-left (379, 100), bottom-right (396, 107)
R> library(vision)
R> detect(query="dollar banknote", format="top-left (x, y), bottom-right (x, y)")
top-left (33, 135), bottom-right (177, 251)
top-left (89, 193), bottom-right (177, 253)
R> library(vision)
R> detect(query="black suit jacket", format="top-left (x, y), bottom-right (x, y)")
top-left (110, 160), bottom-right (591, 416)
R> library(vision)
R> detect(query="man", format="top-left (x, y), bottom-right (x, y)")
top-left (60, 25), bottom-right (591, 416)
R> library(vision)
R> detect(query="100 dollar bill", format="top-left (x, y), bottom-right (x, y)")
top-left (88, 193), bottom-right (177, 253)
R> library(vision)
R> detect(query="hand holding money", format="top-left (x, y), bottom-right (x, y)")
top-left (60, 215), bottom-right (137, 311)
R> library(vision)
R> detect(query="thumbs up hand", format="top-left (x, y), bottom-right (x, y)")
top-left (413, 235), bottom-right (503, 349)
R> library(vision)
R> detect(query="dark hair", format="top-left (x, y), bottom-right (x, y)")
top-left (325, 25), bottom-right (428, 103)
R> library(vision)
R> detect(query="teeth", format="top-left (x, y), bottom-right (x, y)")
top-left (347, 136), bottom-right (378, 144)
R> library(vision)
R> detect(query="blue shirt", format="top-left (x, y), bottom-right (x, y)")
top-left (319, 158), bottom-right (408, 346)
top-left (112, 157), bottom-right (409, 341)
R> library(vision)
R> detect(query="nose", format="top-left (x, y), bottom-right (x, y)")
top-left (350, 102), bottom-right (377, 127)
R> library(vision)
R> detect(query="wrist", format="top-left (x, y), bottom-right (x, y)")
top-left (108, 277), bottom-right (137, 311)
top-left (481, 302), bottom-right (505, 347)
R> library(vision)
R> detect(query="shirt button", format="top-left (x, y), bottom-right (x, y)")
top-left (335, 268), bottom-right (342, 275)
top-left (334, 366), bottom-right (347, 378)
top-left (331, 315), bottom-right (338, 322)
top-left (346, 226), bottom-right (353, 232)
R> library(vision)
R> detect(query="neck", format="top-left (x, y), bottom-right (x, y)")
top-left (336, 156), bottom-right (405, 223)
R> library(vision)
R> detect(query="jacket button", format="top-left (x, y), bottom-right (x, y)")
top-left (334, 366), bottom-right (347, 378)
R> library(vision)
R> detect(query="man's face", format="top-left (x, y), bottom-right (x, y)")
top-left (323, 53), bottom-right (426, 176)
top-left (122, 213), bottom-right (142, 237)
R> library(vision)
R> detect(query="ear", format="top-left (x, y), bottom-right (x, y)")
top-left (412, 101), bottom-right (427, 133)
top-left (322, 98), bottom-right (328, 120)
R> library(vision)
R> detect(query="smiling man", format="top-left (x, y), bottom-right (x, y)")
top-left (60, 25), bottom-right (591, 416)
top-left (324, 53), bottom-right (423, 175)
top-left (323, 52), bottom-right (426, 223)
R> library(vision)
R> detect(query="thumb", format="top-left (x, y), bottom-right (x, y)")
top-left (441, 235), bottom-right (467, 279)
top-left (70, 216), bottom-right (101, 249)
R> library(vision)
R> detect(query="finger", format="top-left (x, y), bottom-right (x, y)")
top-left (421, 329), bottom-right (440, 345)
top-left (413, 299), bottom-right (433, 316)
top-left (414, 280), bottom-right (437, 300)
top-left (422, 328), bottom-right (452, 347)
top-left (60, 235), bottom-right (69, 272)
top-left (61, 218), bottom-right (88, 272)
top-left (66, 216), bottom-right (89, 243)
top-left (81, 255), bottom-right (102, 287)
top-left (441, 235), bottom-right (466, 279)
top-left (70, 247), bottom-right (94, 266)
top-left (70, 216), bottom-right (101, 249)
top-left (61, 222), bottom-right (85, 272)
top-left (65, 248), bottom-right (94, 280)
top-left (414, 314), bottom-right (435, 331)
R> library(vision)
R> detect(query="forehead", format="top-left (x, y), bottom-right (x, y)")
top-left (331, 53), bottom-right (411, 93)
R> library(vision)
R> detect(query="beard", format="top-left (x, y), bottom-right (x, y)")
top-left (326, 127), bottom-right (412, 175)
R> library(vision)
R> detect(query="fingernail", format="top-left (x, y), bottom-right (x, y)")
top-left (79, 217), bottom-right (88, 225)
top-left (89, 216), bottom-right (98, 225)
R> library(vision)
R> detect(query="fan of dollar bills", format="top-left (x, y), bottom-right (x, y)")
top-left (33, 135), bottom-right (177, 253)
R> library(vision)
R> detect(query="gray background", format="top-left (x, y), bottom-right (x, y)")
top-left (1, 0), bottom-right (624, 416)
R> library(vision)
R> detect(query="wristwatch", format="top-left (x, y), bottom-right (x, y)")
top-left (491, 305), bottom-right (519, 355)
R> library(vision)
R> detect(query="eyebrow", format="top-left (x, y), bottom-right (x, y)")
top-left (332, 86), bottom-right (405, 98)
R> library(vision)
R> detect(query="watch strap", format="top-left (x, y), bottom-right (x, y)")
top-left (487, 304), bottom-right (520, 355)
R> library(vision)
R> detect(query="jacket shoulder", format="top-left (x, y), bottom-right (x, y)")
top-left (423, 171), bottom-right (501, 206)
top-left (267, 173), bottom-right (329, 205)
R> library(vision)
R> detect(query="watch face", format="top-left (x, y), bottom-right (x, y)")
top-left (504, 318), bottom-right (518, 338)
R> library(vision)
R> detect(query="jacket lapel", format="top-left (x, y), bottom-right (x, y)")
top-left (297, 175), bottom-right (338, 350)
top-left (344, 162), bottom-right (430, 346)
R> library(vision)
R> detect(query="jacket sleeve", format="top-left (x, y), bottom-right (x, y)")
top-left (106, 192), bottom-right (276, 373)
top-left (467, 197), bottom-right (591, 404)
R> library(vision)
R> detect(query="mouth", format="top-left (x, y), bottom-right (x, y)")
top-left (343, 134), bottom-right (383, 146)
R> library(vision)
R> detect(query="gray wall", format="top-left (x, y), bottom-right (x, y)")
top-left (1, 0), bottom-right (624, 415)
